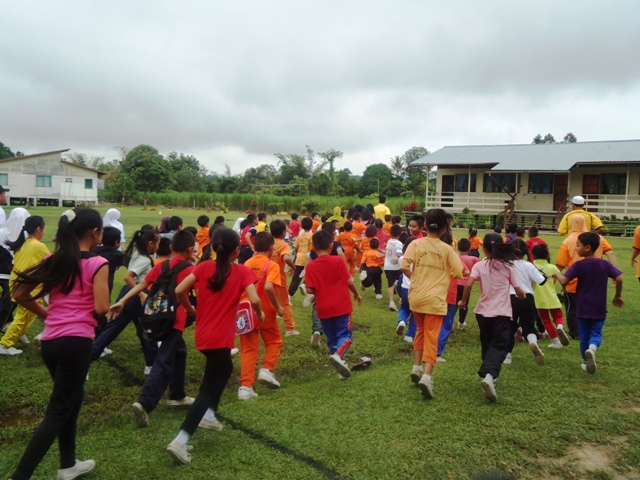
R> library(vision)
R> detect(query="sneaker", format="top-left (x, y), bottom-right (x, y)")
top-left (329, 353), bottom-right (351, 378)
top-left (230, 348), bottom-right (239, 356)
top-left (436, 356), bottom-right (446, 363)
top-left (310, 331), bottom-right (321, 349)
top-left (418, 374), bottom-right (434, 399)
top-left (530, 343), bottom-right (545, 365)
top-left (0, 323), bottom-right (8, 333)
top-left (57, 459), bottom-right (96, 480)
top-left (143, 366), bottom-right (152, 376)
top-left (503, 353), bottom-right (512, 365)
top-left (359, 270), bottom-right (367, 281)
top-left (351, 356), bottom-right (372, 371)
top-left (18, 334), bottom-right (29, 345)
top-left (299, 285), bottom-right (307, 296)
top-left (547, 343), bottom-right (563, 349)
top-left (103, 347), bottom-right (113, 355)
top-left (198, 418), bottom-right (223, 432)
top-left (515, 327), bottom-right (525, 343)
top-left (302, 294), bottom-right (315, 308)
top-left (410, 365), bottom-right (423, 383)
top-left (389, 301), bottom-right (398, 312)
top-left (32, 333), bottom-right (42, 352)
top-left (581, 362), bottom-right (587, 371)
top-left (132, 402), bottom-right (149, 428)
top-left (338, 373), bottom-right (349, 380)
top-left (375, 294), bottom-right (383, 300)
top-left (557, 327), bottom-right (570, 346)
top-left (457, 322), bottom-right (467, 331)
top-left (257, 368), bottom-right (281, 389)
top-left (0, 344), bottom-right (23, 355)
top-left (166, 396), bottom-right (195, 407)
top-left (285, 330), bottom-right (300, 337)
top-left (395, 321), bottom-right (406, 336)
top-left (403, 335), bottom-right (414, 345)
top-left (166, 440), bottom-right (191, 465)
top-left (480, 375), bottom-right (497, 403)
top-left (585, 348), bottom-right (597, 374)
top-left (238, 386), bottom-right (259, 400)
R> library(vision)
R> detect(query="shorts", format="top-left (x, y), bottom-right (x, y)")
top-left (384, 269), bottom-right (402, 288)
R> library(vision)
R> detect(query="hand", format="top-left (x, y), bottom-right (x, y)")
top-left (516, 291), bottom-right (526, 300)
top-left (355, 294), bottom-right (363, 306)
top-left (613, 296), bottom-right (624, 308)
top-left (457, 300), bottom-right (467, 310)
top-left (185, 304), bottom-right (196, 316)
top-left (108, 302), bottom-right (123, 320)
top-left (139, 292), bottom-right (148, 306)
top-left (257, 311), bottom-right (265, 323)
top-left (276, 305), bottom-right (285, 317)
top-left (632, 259), bottom-right (636, 267)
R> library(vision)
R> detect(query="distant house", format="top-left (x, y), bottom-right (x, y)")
top-left (0, 149), bottom-right (105, 206)
top-left (412, 140), bottom-right (640, 220)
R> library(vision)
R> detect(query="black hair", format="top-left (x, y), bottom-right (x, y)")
top-left (398, 232), bottom-right (409, 244)
top-left (242, 214), bottom-right (257, 229)
top-left (171, 230), bottom-right (196, 254)
top-left (458, 238), bottom-right (471, 252)
top-left (197, 215), bottom-right (210, 227)
top-left (374, 218), bottom-right (384, 229)
top-left (390, 224), bottom-right (402, 237)
top-left (141, 224), bottom-right (155, 231)
top-left (291, 213), bottom-right (299, 220)
top-left (312, 230), bottom-right (333, 250)
top-left (365, 224), bottom-right (377, 238)
top-left (321, 215), bottom-right (328, 223)
top-left (528, 225), bottom-right (539, 237)
top-left (13, 208), bottom-right (102, 298)
top-left (321, 222), bottom-right (336, 236)
top-left (578, 231), bottom-right (600, 251)
top-left (7, 216), bottom-right (45, 253)
top-left (370, 237), bottom-right (380, 250)
top-left (531, 243), bottom-right (549, 261)
top-left (379, 195), bottom-right (386, 203)
top-left (440, 231), bottom-right (453, 246)
top-left (425, 208), bottom-right (452, 233)
top-left (385, 214), bottom-right (392, 222)
top-left (469, 226), bottom-right (478, 238)
top-left (507, 223), bottom-right (517, 234)
top-left (409, 214), bottom-right (424, 228)
top-left (101, 226), bottom-right (121, 248)
top-left (214, 216), bottom-right (225, 225)
top-left (254, 232), bottom-right (275, 253)
top-left (269, 220), bottom-right (287, 238)
top-left (402, 236), bottom-right (416, 253)
top-left (515, 226), bottom-right (526, 237)
top-left (361, 207), bottom-right (374, 222)
top-left (184, 226), bottom-right (197, 237)
top-left (494, 226), bottom-right (502, 234)
top-left (124, 228), bottom-right (159, 268)
top-left (257, 212), bottom-right (267, 221)
top-left (301, 216), bottom-right (313, 230)
top-left (160, 217), bottom-right (171, 232)
top-left (209, 227), bottom-right (240, 292)
top-left (344, 221), bottom-right (353, 232)
top-left (169, 216), bottom-right (183, 231)
top-left (392, 215), bottom-right (402, 224)
top-left (311, 212), bottom-right (319, 219)
top-left (352, 212), bottom-right (362, 221)
top-left (482, 233), bottom-right (519, 265)
top-left (512, 239), bottom-right (529, 258)
top-left (157, 237), bottom-right (172, 256)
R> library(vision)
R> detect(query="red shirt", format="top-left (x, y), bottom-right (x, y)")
top-left (526, 237), bottom-right (547, 260)
top-left (446, 278), bottom-right (457, 304)
top-left (305, 255), bottom-right (353, 319)
top-left (289, 221), bottom-right (301, 237)
top-left (240, 225), bottom-right (256, 246)
top-left (144, 256), bottom-right (195, 332)
top-left (193, 262), bottom-right (257, 350)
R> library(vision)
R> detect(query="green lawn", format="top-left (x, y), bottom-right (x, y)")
top-left (1, 205), bottom-right (639, 479)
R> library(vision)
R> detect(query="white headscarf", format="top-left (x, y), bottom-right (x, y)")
top-left (232, 217), bottom-right (245, 234)
top-left (0, 207), bottom-right (30, 251)
top-left (103, 208), bottom-right (125, 242)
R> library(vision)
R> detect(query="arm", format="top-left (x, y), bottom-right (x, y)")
top-left (123, 270), bottom-right (137, 289)
top-left (347, 277), bottom-right (363, 306)
top-left (604, 250), bottom-right (618, 269)
top-left (514, 286), bottom-right (526, 300)
top-left (93, 265), bottom-right (110, 316)
top-left (176, 273), bottom-right (197, 316)
top-left (554, 270), bottom-right (570, 287)
top-left (244, 232), bottom-right (254, 252)
top-left (457, 278), bottom-right (476, 309)
top-left (108, 279), bottom-right (150, 318)
top-left (264, 281), bottom-right (283, 317)
top-left (632, 248), bottom-right (640, 267)
top-left (613, 275), bottom-right (624, 308)
top-left (283, 253), bottom-right (296, 271)
top-left (245, 283), bottom-right (263, 321)
top-left (12, 283), bottom-right (48, 318)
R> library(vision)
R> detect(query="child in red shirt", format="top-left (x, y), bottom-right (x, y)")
top-left (526, 225), bottom-right (546, 261)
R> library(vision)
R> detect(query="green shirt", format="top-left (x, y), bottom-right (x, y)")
top-left (532, 259), bottom-right (562, 309)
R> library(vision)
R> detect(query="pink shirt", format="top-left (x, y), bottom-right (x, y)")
top-left (470, 259), bottom-right (520, 319)
top-left (42, 254), bottom-right (108, 340)
top-left (457, 254), bottom-right (482, 286)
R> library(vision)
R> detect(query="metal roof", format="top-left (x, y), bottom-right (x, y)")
top-left (412, 140), bottom-right (640, 172)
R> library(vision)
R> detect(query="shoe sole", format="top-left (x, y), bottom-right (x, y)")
top-left (418, 380), bottom-right (434, 399)
top-left (480, 380), bottom-right (497, 403)
top-left (198, 420), bottom-right (223, 432)
top-left (585, 349), bottom-right (597, 374)
top-left (132, 403), bottom-right (149, 428)
top-left (257, 376), bottom-right (281, 389)
top-left (351, 360), bottom-right (371, 371)
top-left (310, 333), bottom-right (321, 348)
top-left (329, 356), bottom-right (351, 378)
top-left (530, 343), bottom-right (545, 365)
top-left (166, 400), bottom-right (194, 407)
top-left (166, 444), bottom-right (191, 464)
top-left (395, 324), bottom-right (405, 336)
top-left (557, 328), bottom-right (570, 346)
top-left (410, 372), bottom-right (421, 383)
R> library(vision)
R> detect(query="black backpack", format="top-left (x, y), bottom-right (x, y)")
top-left (141, 259), bottom-right (194, 339)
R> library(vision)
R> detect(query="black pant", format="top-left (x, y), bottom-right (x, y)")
top-left (12, 337), bottom-right (93, 480)
top-left (563, 292), bottom-right (579, 339)
top-left (0, 279), bottom-right (16, 330)
top-left (456, 285), bottom-right (469, 324)
top-left (362, 266), bottom-right (382, 295)
top-left (238, 246), bottom-right (253, 264)
top-left (180, 348), bottom-right (233, 435)
top-left (288, 266), bottom-right (305, 297)
top-left (476, 314), bottom-right (511, 379)
top-left (507, 294), bottom-right (538, 353)
top-left (138, 329), bottom-right (187, 413)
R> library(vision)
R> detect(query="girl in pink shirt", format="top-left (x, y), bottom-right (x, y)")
top-left (458, 233), bottom-right (525, 403)
top-left (10, 208), bottom-right (109, 480)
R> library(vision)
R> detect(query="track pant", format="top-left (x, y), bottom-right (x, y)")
top-left (397, 282), bottom-right (416, 338)
top-left (476, 314), bottom-right (511, 379)
top-left (437, 303), bottom-right (458, 356)
top-left (563, 292), bottom-right (579, 339)
top-left (456, 285), bottom-right (471, 324)
top-left (507, 294), bottom-right (537, 353)
top-left (362, 266), bottom-right (382, 295)
top-left (414, 313), bottom-right (443, 366)
top-left (321, 314), bottom-right (352, 358)
top-left (238, 245), bottom-right (253, 264)
top-left (276, 285), bottom-right (295, 331)
top-left (1, 302), bottom-right (40, 348)
top-left (344, 247), bottom-right (355, 276)
top-left (12, 337), bottom-right (92, 480)
top-left (578, 317), bottom-right (605, 361)
top-left (538, 308), bottom-right (564, 339)
top-left (288, 266), bottom-right (305, 297)
top-left (239, 315), bottom-right (283, 387)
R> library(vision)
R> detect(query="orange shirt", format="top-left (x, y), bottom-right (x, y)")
top-left (556, 236), bottom-right (611, 293)
top-left (337, 232), bottom-right (357, 252)
top-left (382, 222), bottom-right (392, 235)
top-left (294, 231), bottom-right (313, 266)
top-left (363, 250), bottom-right (384, 268)
top-left (240, 254), bottom-right (281, 316)
top-left (360, 236), bottom-right (373, 252)
top-left (196, 227), bottom-right (210, 249)
top-left (312, 219), bottom-right (321, 233)
top-left (351, 222), bottom-right (366, 239)
top-left (271, 238), bottom-right (291, 286)
top-left (469, 236), bottom-right (483, 251)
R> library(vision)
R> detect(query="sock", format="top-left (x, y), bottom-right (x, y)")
top-left (425, 374), bottom-right (432, 381)
top-left (484, 373), bottom-right (493, 382)
top-left (174, 429), bottom-right (191, 446)
top-left (557, 324), bottom-right (564, 330)
top-left (589, 344), bottom-right (597, 352)
top-left (553, 337), bottom-right (561, 345)
top-left (414, 364), bottom-right (423, 371)
top-left (526, 333), bottom-right (538, 344)
top-left (203, 408), bottom-right (216, 421)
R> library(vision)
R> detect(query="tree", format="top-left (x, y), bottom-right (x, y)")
top-left (402, 146), bottom-right (429, 178)
top-left (543, 133), bottom-right (556, 143)
top-left (0, 141), bottom-right (15, 159)
top-left (389, 155), bottom-right (405, 180)
top-left (67, 152), bottom-right (88, 165)
top-left (120, 144), bottom-right (171, 205)
top-left (532, 133), bottom-right (557, 144)
top-left (563, 132), bottom-right (577, 143)
top-left (166, 152), bottom-right (208, 192)
top-left (318, 148), bottom-right (343, 195)
top-left (359, 163), bottom-right (394, 197)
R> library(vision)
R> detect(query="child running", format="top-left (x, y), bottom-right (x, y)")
top-left (435, 231), bottom-right (460, 364)
top-left (554, 232), bottom-right (623, 374)
top-left (9, 208), bottom-right (109, 479)
top-left (288, 216), bottom-right (313, 298)
top-left (360, 237), bottom-right (384, 300)
top-left (400, 209), bottom-right (464, 400)
top-left (337, 221), bottom-right (358, 277)
top-left (458, 233), bottom-right (525, 402)
top-left (166, 227), bottom-right (263, 464)
top-left (384, 224), bottom-right (403, 311)
top-left (395, 237), bottom-right (417, 344)
top-left (455, 238), bottom-right (481, 331)
top-left (270, 220), bottom-right (298, 336)
top-left (468, 227), bottom-right (482, 258)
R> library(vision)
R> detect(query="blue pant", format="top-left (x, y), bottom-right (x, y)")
top-left (578, 317), bottom-right (605, 360)
top-left (397, 281), bottom-right (416, 338)
top-left (437, 303), bottom-right (458, 356)
top-left (320, 314), bottom-right (352, 358)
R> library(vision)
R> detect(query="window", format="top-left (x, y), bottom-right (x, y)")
top-left (528, 174), bottom-right (554, 194)
top-left (0, 173), bottom-right (7, 185)
top-left (453, 174), bottom-right (477, 193)
top-left (600, 173), bottom-right (626, 194)
top-left (36, 175), bottom-right (52, 188)
top-left (483, 173), bottom-right (516, 193)
top-left (85, 178), bottom-right (93, 189)
top-left (66, 178), bottom-right (73, 183)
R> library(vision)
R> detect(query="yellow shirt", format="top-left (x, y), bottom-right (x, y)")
top-left (10, 238), bottom-right (50, 294)
top-left (400, 237), bottom-right (464, 315)
top-left (374, 203), bottom-right (391, 219)
top-left (294, 231), bottom-right (313, 267)
top-left (256, 221), bottom-right (267, 233)
top-left (557, 209), bottom-right (603, 235)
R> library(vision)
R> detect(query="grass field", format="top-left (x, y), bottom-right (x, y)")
top-left (1, 205), bottom-right (639, 479)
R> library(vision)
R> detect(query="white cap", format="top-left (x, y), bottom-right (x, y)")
top-left (571, 195), bottom-right (585, 205)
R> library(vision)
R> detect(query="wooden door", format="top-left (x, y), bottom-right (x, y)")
top-left (553, 174), bottom-right (568, 211)
top-left (582, 174), bottom-right (600, 211)
top-left (441, 175), bottom-right (454, 208)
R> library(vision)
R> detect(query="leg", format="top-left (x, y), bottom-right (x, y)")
top-left (421, 314), bottom-right (443, 372)
top-left (138, 330), bottom-right (184, 412)
top-left (321, 318), bottom-right (338, 354)
top-left (587, 319), bottom-right (605, 350)
top-left (538, 309), bottom-right (558, 339)
top-left (333, 314), bottom-right (353, 359)
top-left (413, 312), bottom-right (425, 367)
top-left (1, 304), bottom-right (38, 348)
top-left (239, 329), bottom-right (260, 387)
top-left (456, 285), bottom-right (468, 324)
top-left (437, 304), bottom-right (457, 356)
top-left (311, 304), bottom-right (324, 335)
top-left (260, 318), bottom-right (283, 371)
top-left (372, 269), bottom-right (383, 295)
top-left (168, 334), bottom-right (188, 401)
top-left (288, 266), bottom-right (304, 297)
top-left (564, 292), bottom-right (579, 339)
top-left (91, 286), bottom-right (134, 360)
top-left (477, 315), bottom-right (511, 379)
top-left (276, 286), bottom-right (295, 332)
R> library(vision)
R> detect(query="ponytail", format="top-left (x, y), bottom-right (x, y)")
top-left (483, 233), bottom-right (520, 266)
top-left (208, 227), bottom-right (239, 292)
top-left (7, 216), bottom-right (45, 253)
top-left (124, 228), bottom-right (158, 268)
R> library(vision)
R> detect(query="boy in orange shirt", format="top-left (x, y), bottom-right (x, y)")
top-left (382, 215), bottom-right (393, 236)
top-left (360, 238), bottom-right (385, 299)
top-left (288, 216), bottom-right (313, 299)
top-left (337, 222), bottom-right (358, 276)
top-left (270, 220), bottom-right (299, 336)
top-left (238, 232), bottom-right (285, 400)
top-left (311, 212), bottom-right (321, 233)
top-left (351, 212), bottom-right (366, 269)
top-left (196, 215), bottom-right (210, 252)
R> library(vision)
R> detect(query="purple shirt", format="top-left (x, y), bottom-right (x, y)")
top-left (564, 257), bottom-right (622, 319)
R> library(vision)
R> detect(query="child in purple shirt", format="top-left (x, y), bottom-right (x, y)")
top-left (555, 232), bottom-right (623, 374)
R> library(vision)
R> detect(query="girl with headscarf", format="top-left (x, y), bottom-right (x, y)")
top-left (232, 217), bottom-right (245, 234)
top-left (0, 208), bottom-right (31, 253)
top-left (327, 207), bottom-right (345, 227)
top-left (103, 208), bottom-right (125, 244)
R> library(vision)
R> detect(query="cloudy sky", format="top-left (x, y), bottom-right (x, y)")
top-left (1, 1), bottom-right (639, 175)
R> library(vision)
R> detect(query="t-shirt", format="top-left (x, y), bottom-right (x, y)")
top-left (557, 209), bottom-right (603, 235)
top-left (509, 259), bottom-right (546, 295)
top-left (193, 262), bottom-right (257, 350)
top-left (469, 236), bottom-right (483, 251)
top-left (375, 229), bottom-right (388, 250)
top-left (305, 255), bottom-right (353, 319)
top-left (144, 256), bottom-right (195, 331)
top-left (196, 227), bottom-right (210, 249)
top-left (240, 225), bottom-right (257, 246)
top-left (633, 226), bottom-right (640, 277)
top-left (10, 238), bottom-right (50, 287)
top-left (382, 223), bottom-right (392, 235)
top-left (289, 221), bottom-right (301, 238)
top-left (42, 253), bottom-right (108, 340)
top-left (360, 236), bottom-right (373, 252)
top-left (384, 239), bottom-right (403, 271)
top-left (294, 231), bottom-right (313, 266)
top-left (374, 203), bottom-right (391, 219)
top-left (337, 232), bottom-right (357, 252)
top-left (470, 259), bottom-right (521, 319)
top-left (532, 259), bottom-right (562, 309)
top-left (271, 238), bottom-right (290, 286)
top-left (564, 257), bottom-right (622, 319)
top-left (363, 249), bottom-right (384, 268)
top-left (256, 221), bottom-right (267, 233)
top-left (128, 251), bottom-right (154, 284)
top-left (457, 254), bottom-right (482, 286)
top-left (312, 219), bottom-right (321, 233)
top-left (526, 237), bottom-right (546, 259)
top-left (351, 222), bottom-right (366, 239)
top-left (556, 235), bottom-right (612, 293)
top-left (400, 237), bottom-right (464, 315)
top-left (241, 255), bottom-right (281, 316)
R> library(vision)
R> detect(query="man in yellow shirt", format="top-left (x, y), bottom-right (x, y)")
top-left (256, 213), bottom-right (267, 233)
top-left (373, 195), bottom-right (391, 220)
top-left (557, 196), bottom-right (603, 235)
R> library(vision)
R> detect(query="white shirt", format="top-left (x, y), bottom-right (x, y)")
top-left (509, 259), bottom-right (545, 295)
top-left (384, 239), bottom-right (403, 271)
top-left (0, 207), bottom-right (5, 229)
top-left (399, 255), bottom-right (412, 289)
top-left (128, 251), bottom-right (154, 284)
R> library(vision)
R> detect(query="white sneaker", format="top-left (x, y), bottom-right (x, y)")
top-left (32, 333), bottom-right (42, 351)
top-left (503, 353), bottom-right (512, 365)
top-left (480, 375), bottom-right (497, 403)
top-left (403, 335), bottom-right (414, 345)
top-left (57, 459), bottom-right (96, 480)
top-left (230, 348), bottom-right (239, 356)
top-left (143, 366), bottom-right (152, 375)
top-left (410, 365), bottom-right (423, 383)
top-left (18, 334), bottom-right (29, 345)
top-left (457, 322), bottom-right (467, 331)
top-left (310, 331), bottom-right (321, 349)
top-left (132, 402), bottom-right (149, 428)
top-left (436, 356), bottom-right (446, 363)
top-left (359, 270), bottom-right (367, 281)
top-left (299, 285), bottom-right (307, 296)
top-left (547, 342), bottom-right (563, 349)
top-left (585, 348), bottom-right (597, 374)
top-left (375, 294), bottom-right (383, 300)
top-left (530, 343), bottom-right (545, 365)
top-left (395, 321), bottom-right (406, 336)
top-left (389, 301), bottom-right (398, 312)
top-left (257, 368), bottom-right (281, 389)
top-left (302, 294), bottom-right (315, 308)
top-left (238, 386), bottom-right (259, 400)
top-left (166, 396), bottom-right (195, 407)
top-left (198, 417), bottom-right (223, 431)
top-left (285, 330), bottom-right (300, 336)
top-left (0, 344), bottom-right (23, 355)
top-left (557, 327), bottom-right (570, 346)
top-left (0, 323), bottom-right (8, 333)
top-left (166, 440), bottom-right (191, 465)
top-left (581, 362), bottom-right (587, 372)
top-left (418, 374), bottom-right (434, 399)
top-left (103, 347), bottom-right (112, 355)
top-left (329, 353), bottom-right (351, 378)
